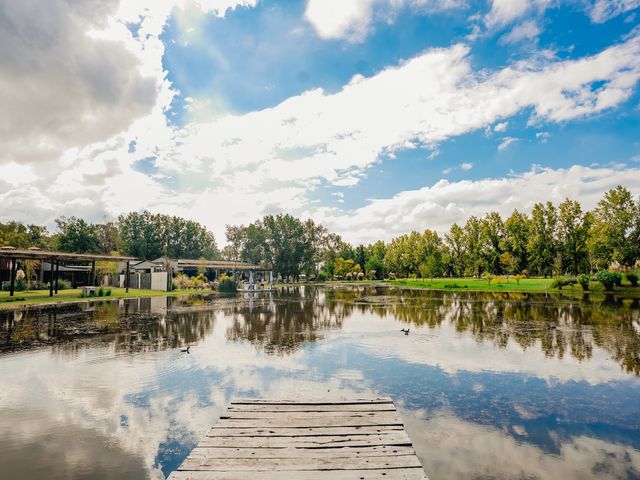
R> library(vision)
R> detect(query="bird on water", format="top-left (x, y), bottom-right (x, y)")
top-left (401, 328), bottom-right (410, 335)
top-left (181, 346), bottom-right (191, 353)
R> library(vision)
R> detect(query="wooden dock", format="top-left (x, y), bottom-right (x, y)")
top-left (168, 397), bottom-right (428, 480)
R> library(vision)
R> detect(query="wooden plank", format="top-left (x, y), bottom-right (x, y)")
top-left (168, 398), bottom-right (428, 480)
top-left (221, 411), bottom-right (399, 420)
top-left (198, 433), bottom-right (412, 449)
top-left (227, 403), bottom-right (396, 413)
top-left (207, 425), bottom-right (405, 437)
top-left (178, 454), bottom-right (423, 471)
top-left (215, 415), bottom-right (402, 429)
top-left (168, 467), bottom-right (428, 480)
top-left (230, 398), bottom-right (392, 405)
top-left (187, 445), bottom-right (416, 459)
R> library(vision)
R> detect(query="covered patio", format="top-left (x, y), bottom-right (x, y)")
top-left (0, 247), bottom-right (137, 297)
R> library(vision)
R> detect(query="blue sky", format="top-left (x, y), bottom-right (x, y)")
top-left (1, 0), bottom-right (640, 243)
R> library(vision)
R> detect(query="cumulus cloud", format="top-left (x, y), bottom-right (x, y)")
top-left (590, 0), bottom-right (640, 23)
top-left (498, 137), bottom-right (519, 151)
top-left (304, 0), bottom-right (465, 42)
top-left (315, 164), bottom-right (640, 244)
top-left (2, 2), bottom-right (640, 245)
top-left (0, 0), bottom-right (157, 166)
top-left (500, 19), bottom-right (541, 43)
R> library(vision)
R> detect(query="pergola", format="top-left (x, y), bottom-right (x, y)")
top-left (0, 247), bottom-right (137, 297)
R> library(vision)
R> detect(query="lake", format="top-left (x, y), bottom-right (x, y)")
top-left (1, 286), bottom-right (639, 479)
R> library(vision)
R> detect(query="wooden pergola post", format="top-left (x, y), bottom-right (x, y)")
top-left (54, 261), bottom-right (59, 294)
top-left (125, 261), bottom-right (130, 293)
top-left (91, 260), bottom-right (96, 287)
top-left (49, 258), bottom-right (54, 297)
top-left (9, 259), bottom-right (17, 297)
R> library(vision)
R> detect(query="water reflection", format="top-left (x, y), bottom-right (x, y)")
top-left (0, 286), bottom-right (639, 479)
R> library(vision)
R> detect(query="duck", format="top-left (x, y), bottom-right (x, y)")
top-left (401, 328), bottom-right (410, 335)
top-left (181, 346), bottom-right (191, 353)
top-left (547, 324), bottom-right (557, 330)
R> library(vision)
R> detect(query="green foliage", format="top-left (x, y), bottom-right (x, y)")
top-left (118, 211), bottom-right (218, 260)
top-left (577, 274), bottom-right (590, 291)
top-left (595, 270), bottom-right (622, 291)
top-left (97, 287), bottom-right (105, 297)
top-left (217, 274), bottom-right (237, 293)
top-left (626, 272), bottom-right (639, 287)
top-left (55, 216), bottom-right (98, 253)
top-left (55, 279), bottom-right (71, 290)
top-left (105, 289), bottom-right (112, 296)
top-left (551, 277), bottom-right (577, 289)
top-left (317, 271), bottom-right (328, 281)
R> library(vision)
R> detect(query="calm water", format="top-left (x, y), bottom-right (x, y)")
top-left (1, 286), bottom-right (640, 479)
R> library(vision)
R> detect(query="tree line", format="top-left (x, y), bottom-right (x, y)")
top-left (222, 186), bottom-right (640, 280)
top-left (1, 186), bottom-right (638, 279)
top-left (0, 212), bottom-right (219, 260)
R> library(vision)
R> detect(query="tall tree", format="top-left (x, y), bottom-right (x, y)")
top-left (557, 198), bottom-right (590, 274)
top-left (463, 216), bottom-right (484, 277)
top-left (502, 210), bottom-right (529, 274)
top-left (55, 216), bottom-right (98, 253)
top-left (588, 186), bottom-right (637, 267)
top-left (527, 202), bottom-right (558, 277)
top-left (444, 223), bottom-right (465, 277)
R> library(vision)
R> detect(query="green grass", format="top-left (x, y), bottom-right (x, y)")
top-left (389, 276), bottom-right (640, 296)
top-left (0, 287), bottom-right (209, 310)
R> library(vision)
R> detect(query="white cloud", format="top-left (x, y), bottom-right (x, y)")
top-left (314, 164), bottom-right (640, 244)
top-left (590, 0), bottom-right (640, 23)
top-left (442, 162), bottom-right (473, 174)
top-left (484, 0), bottom-right (552, 29)
top-left (501, 19), bottom-right (541, 43)
top-left (460, 162), bottom-right (473, 170)
top-left (498, 137), bottom-right (519, 151)
top-left (304, 0), bottom-right (465, 42)
top-left (494, 121), bottom-right (509, 132)
top-left (536, 131), bottom-right (551, 142)
top-left (2, 4), bottom-right (640, 245)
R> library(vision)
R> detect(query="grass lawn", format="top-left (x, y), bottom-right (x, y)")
top-left (388, 276), bottom-right (640, 296)
top-left (0, 287), bottom-right (207, 310)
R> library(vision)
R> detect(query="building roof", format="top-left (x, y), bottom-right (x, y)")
top-left (152, 256), bottom-right (266, 271)
top-left (0, 247), bottom-right (136, 263)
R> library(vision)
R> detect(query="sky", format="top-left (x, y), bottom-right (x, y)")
top-left (1, 0), bottom-right (640, 245)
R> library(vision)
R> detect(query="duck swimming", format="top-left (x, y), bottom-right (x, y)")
top-left (181, 346), bottom-right (191, 353)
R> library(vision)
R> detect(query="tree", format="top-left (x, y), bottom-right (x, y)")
top-left (588, 186), bottom-right (637, 267)
top-left (499, 252), bottom-right (518, 275)
top-left (365, 240), bottom-right (386, 279)
top-left (55, 216), bottom-right (98, 253)
top-left (502, 210), bottom-right (529, 274)
top-left (463, 216), bottom-right (484, 277)
top-left (480, 212), bottom-right (505, 274)
top-left (95, 221), bottom-right (120, 255)
top-left (557, 198), bottom-right (590, 274)
top-left (444, 223), bottom-right (465, 277)
top-left (527, 202), bottom-right (557, 277)
top-left (419, 255), bottom-right (443, 281)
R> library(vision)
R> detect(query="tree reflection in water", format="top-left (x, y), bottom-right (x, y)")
top-left (1, 286), bottom-right (639, 376)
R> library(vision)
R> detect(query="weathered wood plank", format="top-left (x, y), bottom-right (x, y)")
top-left (168, 467), bottom-right (428, 480)
top-left (178, 454), bottom-right (423, 471)
top-left (207, 425), bottom-right (404, 437)
top-left (227, 403), bottom-right (396, 413)
top-left (187, 445), bottom-right (416, 459)
top-left (221, 410), bottom-right (399, 420)
top-left (169, 398), bottom-right (428, 480)
top-left (230, 398), bottom-right (393, 405)
top-left (198, 433), bottom-right (412, 449)
top-left (216, 414), bottom-right (402, 429)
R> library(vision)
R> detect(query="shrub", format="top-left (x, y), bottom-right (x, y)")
top-left (614, 274), bottom-right (623, 287)
top-left (345, 272), bottom-right (353, 281)
top-left (317, 271), bottom-right (328, 281)
top-left (408, 273), bottom-right (417, 279)
top-left (357, 272), bottom-right (365, 281)
top-left (79, 291), bottom-right (85, 298)
top-left (105, 289), bottom-right (112, 296)
top-left (97, 287), bottom-right (105, 297)
top-left (551, 277), bottom-right (577, 289)
top-left (218, 274), bottom-right (237, 293)
top-left (388, 272), bottom-right (397, 280)
top-left (595, 271), bottom-right (621, 291)
top-left (627, 272), bottom-right (639, 287)
top-left (577, 274), bottom-right (590, 291)
top-left (54, 279), bottom-right (71, 290)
